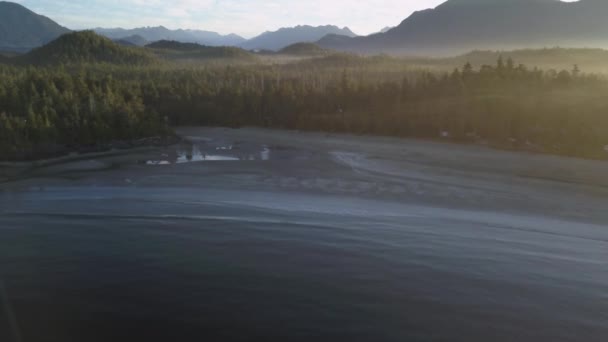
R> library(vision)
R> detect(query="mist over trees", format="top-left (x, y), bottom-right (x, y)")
top-left (1, 55), bottom-right (608, 161)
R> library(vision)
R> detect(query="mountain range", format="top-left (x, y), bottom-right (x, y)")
top-left (5, 0), bottom-right (608, 57)
top-left (4, 31), bottom-right (255, 66)
top-left (318, 0), bottom-right (608, 55)
top-left (239, 25), bottom-right (357, 51)
top-left (94, 27), bottom-right (246, 47)
top-left (0, 2), bottom-right (364, 55)
top-left (0, 1), bottom-right (70, 53)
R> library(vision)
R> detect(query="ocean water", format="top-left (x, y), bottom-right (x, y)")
top-left (1, 128), bottom-right (607, 342)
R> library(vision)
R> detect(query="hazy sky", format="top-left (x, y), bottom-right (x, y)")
top-left (13, 0), bottom-right (448, 38)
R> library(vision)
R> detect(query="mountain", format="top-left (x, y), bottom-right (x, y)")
top-left (318, 0), bottom-right (608, 56)
top-left (146, 40), bottom-right (255, 61)
top-left (0, 1), bottom-right (70, 53)
top-left (20, 31), bottom-right (157, 66)
top-left (278, 43), bottom-right (329, 56)
top-left (95, 27), bottom-right (246, 47)
top-left (115, 35), bottom-right (148, 47)
top-left (379, 27), bottom-right (394, 34)
top-left (240, 25), bottom-right (357, 51)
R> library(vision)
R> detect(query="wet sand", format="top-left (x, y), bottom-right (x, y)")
top-left (1, 127), bottom-right (607, 342)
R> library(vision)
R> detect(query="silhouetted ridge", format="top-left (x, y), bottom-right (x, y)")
top-left (279, 43), bottom-right (329, 56)
top-left (146, 40), bottom-right (255, 60)
top-left (20, 31), bottom-right (157, 65)
top-left (319, 0), bottom-right (608, 55)
top-left (115, 35), bottom-right (148, 47)
top-left (95, 26), bottom-right (246, 47)
top-left (240, 25), bottom-right (357, 51)
top-left (0, 1), bottom-right (70, 53)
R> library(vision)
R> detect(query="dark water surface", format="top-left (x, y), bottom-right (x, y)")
top-left (1, 128), bottom-right (607, 342)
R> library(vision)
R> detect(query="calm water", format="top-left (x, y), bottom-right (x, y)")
top-left (1, 128), bottom-right (607, 342)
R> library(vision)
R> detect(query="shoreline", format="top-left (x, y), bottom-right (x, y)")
top-left (2, 126), bottom-right (608, 184)
top-left (177, 126), bottom-right (608, 190)
top-left (0, 135), bottom-right (182, 182)
top-left (2, 126), bottom-right (607, 167)
top-left (0, 135), bottom-right (181, 166)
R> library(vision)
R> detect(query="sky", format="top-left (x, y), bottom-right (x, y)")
top-left (13, 0), bottom-right (448, 38)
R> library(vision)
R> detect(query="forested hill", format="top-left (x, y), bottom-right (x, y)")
top-left (19, 31), bottom-right (157, 66)
top-left (278, 43), bottom-right (329, 56)
top-left (0, 1), bottom-right (70, 53)
top-left (146, 40), bottom-right (255, 61)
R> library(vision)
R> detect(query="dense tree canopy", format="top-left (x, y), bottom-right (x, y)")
top-left (0, 65), bottom-right (168, 159)
top-left (1, 56), bottom-right (608, 161)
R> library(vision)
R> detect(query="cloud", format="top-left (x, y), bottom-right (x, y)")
top-left (18, 0), bottom-right (446, 37)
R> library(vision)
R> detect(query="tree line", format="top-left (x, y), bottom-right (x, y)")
top-left (1, 56), bottom-right (607, 160)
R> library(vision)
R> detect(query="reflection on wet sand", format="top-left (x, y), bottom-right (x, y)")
top-left (147, 140), bottom-right (271, 165)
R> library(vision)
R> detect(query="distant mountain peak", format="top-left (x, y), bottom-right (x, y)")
top-left (240, 25), bottom-right (357, 51)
